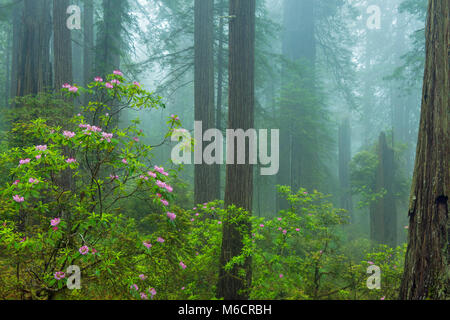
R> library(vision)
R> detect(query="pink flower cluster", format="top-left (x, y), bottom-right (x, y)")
top-left (28, 178), bottom-right (39, 184)
top-left (54, 271), bottom-right (66, 280)
top-left (79, 246), bottom-right (89, 255)
top-left (63, 131), bottom-right (76, 139)
top-left (13, 195), bottom-right (24, 203)
top-left (156, 180), bottom-right (173, 193)
top-left (100, 132), bottom-right (113, 142)
top-left (19, 158), bottom-right (31, 166)
top-left (36, 145), bottom-right (47, 151)
top-left (154, 166), bottom-right (169, 176)
top-left (62, 83), bottom-right (78, 93)
top-left (167, 212), bottom-right (176, 221)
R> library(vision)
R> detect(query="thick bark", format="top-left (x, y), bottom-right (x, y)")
top-left (338, 118), bottom-right (353, 217)
top-left (217, 0), bottom-right (255, 300)
top-left (399, 0), bottom-right (449, 300)
top-left (194, 0), bottom-right (217, 204)
top-left (53, 0), bottom-right (73, 89)
top-left (16, 0), bottom-right (52, 97)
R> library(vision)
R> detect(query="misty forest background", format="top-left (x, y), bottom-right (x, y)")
top-left (0, 0), bottom-right (448, 300)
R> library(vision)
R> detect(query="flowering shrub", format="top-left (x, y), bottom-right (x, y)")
top-left (0, 72), bottom-right (406, 301)
top-left (0, 72), bottom-right (182, 299)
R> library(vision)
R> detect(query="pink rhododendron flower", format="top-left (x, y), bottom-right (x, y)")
top-left (110, 174), bottom-right (119, 180)
top-left (156, 180), bottom-right (166, 188)
top-left (277, 217), bottom-right (282, 221)
top-left (157, 237), bottom-right (165, 243)
top-left (139, 175), bottom-right (149, 181)
top-left (179, 261), bottom-right (187, 270)
top-left (139, 274), bottom-right (147, 281)
top-left (278, 227), bottom-right (282, 231)
top-left (13, 195), bottom-right (24, 203)
top-left (140, 292), bottom-right (148, 300)
top-left (13, 180), bottom-right (20, 185)
top-left (91, 248), bottom-right (97, 254)
top-left (28, 178), bottom-right (39, 184)
top-left (279, 274), bottom-right (284, 278)
top-left (368, 261), bottom-right (374, 265)
top-left (149, 288), bottom-right (156, 298)
top-left (101, 132), bottom-right (113, 142)
top-left (380, 296), bottom-right (385, 300)
top-left (54, 271), bottom-right (66, 280)
top-left (147, 171), bottom-right (157, 178)
top-left (122, 158), bottom-right (128, 164)
top-left (63, 131), bottom-right (76, 139)
top-left (167, 212), bottom-right (176, 221)
top-left (296, 228), bottom-right (300, 232)
top-left (218, 221), bottom-right (222, 225)
top-left (94, 77), bottom-right (103, 82)
top-left (259, 224), bottom-right (264, 228)
top-left (19, 159), bottom-right (31, 165)
top-left (111, 79), bottom-right (120, 85)
top-left (191, 218), bottom-right (195, 222)
top-left (51, 218), bottom-right (61, 227)
top-left (79, 246), bottom-right (89, 255)
top-left (36, 145), bottom-right (47, 151)
top-left (105, 82), bottom-right (113, 89)
top-left (62, 83), bottom-right (71, 89)
top-left (36, 154), bottom-right (42, 160)
top-left (69, 86), bottom-right (78, 93)
top-left (133, 81), bottom-right (140, 87)
top-left (130, 284), bottom-right (139, 291)
top-left (160, 199), bottom-right (169, 206)
top-left (195, 213), bottom-right (199, 217)
top-left (66, 158), bottom-right (77, 164)
top-left (113, 70), bottom-right (123, 76)
top-left (133, 137), bottom-right (139, 142)
top-left (282, 229), bottom-right (287, 235)
top-left (143, 241), bottom-right (152, 249)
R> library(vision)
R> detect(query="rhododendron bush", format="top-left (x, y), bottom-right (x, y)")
top-left (0, 73), bottom-right (405, 300)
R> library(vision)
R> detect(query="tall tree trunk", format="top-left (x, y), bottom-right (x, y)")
top-left (53, 0), bottom-right (73, 89)
top-left (71, 0), bottom-right (83, 87)
top-left (217, 0), bottom-right (255, 300)
top-left (95, 0), bottom-right (125, 126)
top-left (399, 0), bottom-right (449, 300)
top-left (338, 117), bottom-right (353, 218)
top-left (372, 132), bottom-right (397, 247)
top-left (5, 25), bottom-right (12, 107)
top-left (9, 0), bottom-right (22, 102)
top-left (83, 0), bottom-right (94, 87)
top-left (194, 0), bottom-right (217, 204)
top-left (16, 0), bottom-right (52, 97)
top-left (215, 0), bottom-right (226, 201)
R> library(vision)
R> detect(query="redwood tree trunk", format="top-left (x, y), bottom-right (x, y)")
top-left (83, 0), bottom-right (94, 87)
top-left (53, 0), bottom-right (73, 89)
top-left (217, 0), bottom-right (255, 300)
top-left (338, 117), bottom-right (353, 218)
top-left (16, 0), bottom-right (52, 97)
top-left (399, 0), bottom-right (449, 300)
top-left (194, 0), bottom-right (217, 205)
